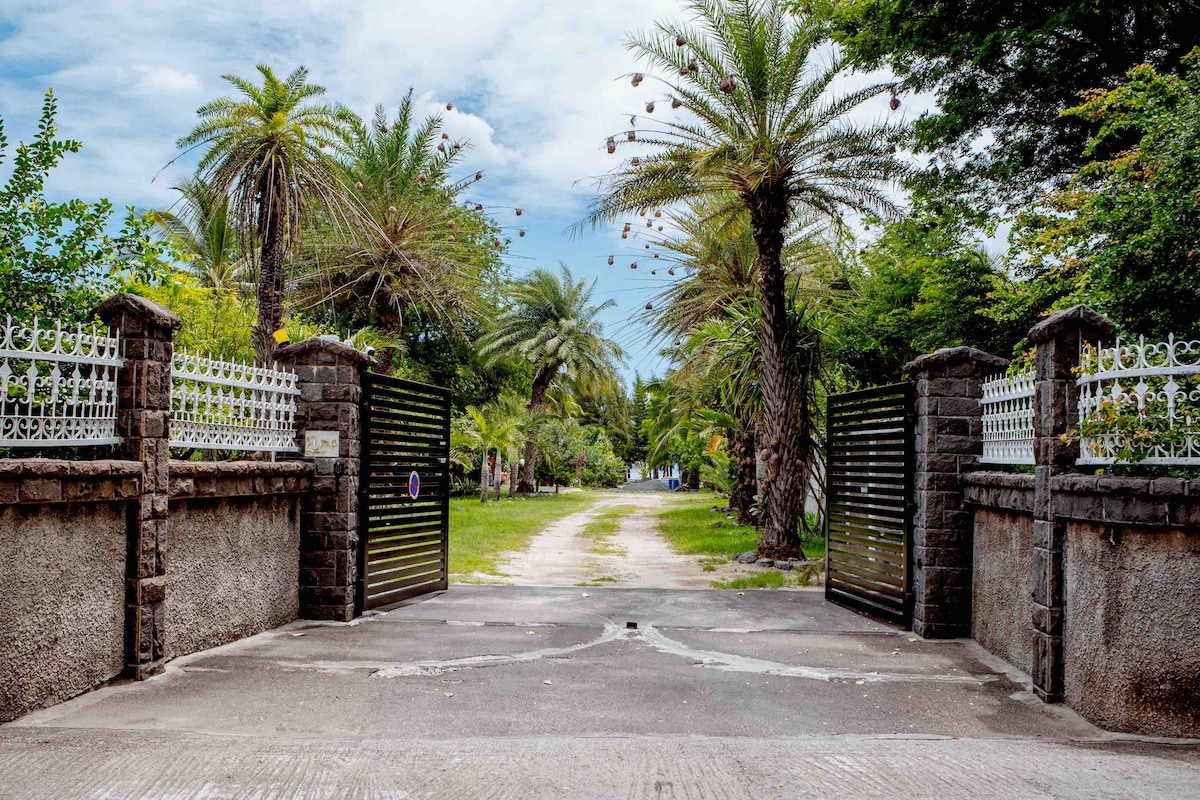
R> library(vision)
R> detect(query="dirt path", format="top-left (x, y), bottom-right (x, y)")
top-left (500, 492), bottom-right (715, 588)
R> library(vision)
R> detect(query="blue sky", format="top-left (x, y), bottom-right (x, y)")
top-left (0, 0), bottom-right (913, 383)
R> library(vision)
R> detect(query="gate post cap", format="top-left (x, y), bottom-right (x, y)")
top-left (275, 337), bottom-right (375, 368)
top-left (1027, 305), bottom-right (1116, 343)
top-left (94, 293), bottom-right (182, 331)
top-left (903, 346), bottom-right (1009, 378)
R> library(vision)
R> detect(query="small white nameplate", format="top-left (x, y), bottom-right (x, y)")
top-left (305, 430), bottom-right (340, 458)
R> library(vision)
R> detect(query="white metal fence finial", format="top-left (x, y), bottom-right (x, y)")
top-left (980, 369), bottom-right (1036, 465)
top-left (169, 349), bottom-right (300, 453)
top-left (0, 315), bottom-right (124, 447)
top-left (1077, 332), bottom-right (1200, 465)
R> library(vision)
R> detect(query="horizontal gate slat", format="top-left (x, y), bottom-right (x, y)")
top-left (827, 527), bottom-right (905, 552)
top-left (360, 372), bottom-right (450, 612)
top-left (368, 554), bottom-right (445, 581)
top-left (827, 568), bottom-right (906, 599)
top-left (826, 547), bottom-right (906, 578)
top-left (363, 405), bottom-right (448, 428)
top-left (825, 381), bottom-right (912, 627)
top-left (368, 562), bottom-right (446, 589)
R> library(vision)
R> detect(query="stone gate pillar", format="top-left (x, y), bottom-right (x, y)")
top-left (96, 293), bottom-right (181, 679)
top-left (275, 339), bottom-right (373, 621)
top-left (1027, 306), bottom-right (1115, 701)
top-left (904, 347), bottom-right (1009, 638)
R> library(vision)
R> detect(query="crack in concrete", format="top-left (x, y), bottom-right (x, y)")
top-left (297, 623), bottom-right (996, 685)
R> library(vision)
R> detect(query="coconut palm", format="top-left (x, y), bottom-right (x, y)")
top-left (146, 177), bottom-right (250, 291)
top-left (585, 0), bottom-right (904, 557)
top-left (178, 65), bottom-right (359, 360)
top-left (296, 91), bottom-right (498, 343)
top-left (479, 265), bottom-right (624, 493)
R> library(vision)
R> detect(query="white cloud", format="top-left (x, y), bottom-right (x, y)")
top-left (131, 66), bottom-right (202, 94)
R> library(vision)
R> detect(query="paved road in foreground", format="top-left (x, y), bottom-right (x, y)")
top-left (2, 586), bottom-right (1197, 798)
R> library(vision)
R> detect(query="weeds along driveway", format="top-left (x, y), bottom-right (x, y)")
top-left (2, 585), bottom-right (1198, 799)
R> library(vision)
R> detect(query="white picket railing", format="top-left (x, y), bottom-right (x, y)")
top-left (1077, 334), bottom-right (1200, 465)
top-left (0, 316), bottom-right (124, 447)
top-left (980, 370), bottom-right (1036, 465)
top-left (169, 351), bottom-right (300, 453)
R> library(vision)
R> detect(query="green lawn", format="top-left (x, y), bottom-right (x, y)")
top-left (655, 491), bottom-right (826, 560)
top-left (579, 505), bottom-right (638, 555)
top-left (448, 492), bottom-right (595, 580)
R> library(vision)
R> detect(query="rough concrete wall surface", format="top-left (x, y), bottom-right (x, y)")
top-left (971, 507), bottom-right (1034, 674)
top-left (0, 503), bottom-right (126, 723)
top-left (1065, 521), bottom-right (1200, 737)
top-left (165, 495), bottom-right (300, 659)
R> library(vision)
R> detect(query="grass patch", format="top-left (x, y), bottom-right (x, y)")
top-left (579, 504), bottom-right (638, 555)
top-left (655, 491), bottom-right (826, 560)
top-left (656, 492), bottom-right (759, 558)
top-left (449, 492), bottom-right (594, 580)
top-left (712, 571), bottom-right (793, 590)
top-left (576, 575), bottom-right (619, 587)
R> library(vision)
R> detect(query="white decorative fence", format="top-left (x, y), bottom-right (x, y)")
top-left (169, 352), bottom-right (300, 453)
top-left (1077, 334), bottom-right (1200, 465)
top-left (0, 316), bottom-right (124, 447)
top-left (980, 370), bottom-right (1036, 465)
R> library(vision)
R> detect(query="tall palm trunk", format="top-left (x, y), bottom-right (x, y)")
top-left (728, 423), bottom-right (757, 525)
top-left (254, 168), bottom-right (287, 362)
top-left (750, 191), bottom-right (804, 559)
top-left (493, 450), bottom-right (503, 501)
top-left (518, 372), bottom-right (551, 493)
top-left (479, 450), bottom-right (490, 503)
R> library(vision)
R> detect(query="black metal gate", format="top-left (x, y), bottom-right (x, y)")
top-left (358, 373), bottom-right (451, 612)
top-left (823, 382), bottom-right (915, 626)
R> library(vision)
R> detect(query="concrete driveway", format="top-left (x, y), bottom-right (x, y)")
top-left (2, 585), bottom-right (1198, 798)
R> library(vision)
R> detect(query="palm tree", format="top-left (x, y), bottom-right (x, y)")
top-left (480, 265), bottom-right (624, 493)
top-left (146, 177), bottom-right (250, 291)
top-left (585, 0), bottom-right (904, 557)
top-left (296, 91), bottom-right (498, 345)
top-left (178, 65), bottom-right (359, 361)
top-left (451, 404), bottom-right (519, 502)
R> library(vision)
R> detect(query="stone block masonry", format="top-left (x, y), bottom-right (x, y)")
top-left (96, 293), bottom-right (182, 681)
top-left (904, 346), bottom-right (1009, 639)
top-left (275, 338), bottom-right (374, 621)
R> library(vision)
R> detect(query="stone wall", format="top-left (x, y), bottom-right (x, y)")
top-left (964, 473), bottom-right (1034, 674)
top-left (0, 460), bottom-right (140, 722)
top-left (963, 470), bottom-right (1200, 736)
top-left (0, 295), bottom-right (366, 723)
top-left (165, 462), bottom-right (310, 659)
top-left (1061, 479), bottom-right (1200, 737)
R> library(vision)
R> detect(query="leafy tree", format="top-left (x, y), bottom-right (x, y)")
top-left (479, 265), bottom-right (623, 493)
top-left (0, 90), bottom-right (157, 322)
top-left (586, 0), bottom-right (904, 556)
top-left (831, 0), bottom-right (1200, 209)
top-left (146, 176), bottom-right (250, 291)
top-left (829, 186), bottom-right (1015, 384)
top-left (297, 91), bottom-right (503, 346)
top-left (179, 65), bottom-right (358, 360)
top-left (127, 276), bottom-right (325, 363)
top-left (1006, 50), bottom-right (1200, 338)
